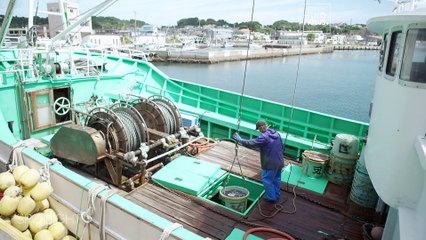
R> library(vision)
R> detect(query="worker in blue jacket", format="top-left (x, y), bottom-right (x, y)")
top-left (233, 120), bottom-right (284, 203)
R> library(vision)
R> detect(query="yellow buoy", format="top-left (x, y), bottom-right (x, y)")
top-left (34, 199), bottom-right (50, 213)
top-left (34, 229), bottom-right (54, 240)
top-left (4, 185), bottom-right (22, 198)
top-left (29, 213), bottom-right (48, 234)
top-left (12, 165), bottom-right (30, 184)
top-left (48, 222), bottom-right (68, 240)
top-left (22, 229), bottom-right (32, 239)
top-left (11, 214), bottom-right (30, 232)
top-left (62, 235), bottom-right (77, 240)
top-left (19, 169), bottom-right (40, 189)
top-left (31, 182), bottom-right (53, 201)
top-left (0, 195), bottom-right (20, 216)
top-left (17, 196), bottom-right (36, 216)
top-left (0, 172), bottom-right (16, 191)
top-left (43, 209), bottom-right (58, 226)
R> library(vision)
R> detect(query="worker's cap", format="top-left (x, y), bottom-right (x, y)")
top-left (255, 120), bottom-right (267, 130)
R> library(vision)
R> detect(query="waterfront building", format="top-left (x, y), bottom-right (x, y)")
top-left (328, 34), bottom-right (348, 45)
top-left (140, 24), bottom-right (159, 35)
top-left (205, 27), bottom-right (233, 41)
top-left (82, 34), bottom-right (121, 47)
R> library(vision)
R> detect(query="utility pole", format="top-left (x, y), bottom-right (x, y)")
top-left (133, 11), bottom-right (137, 44)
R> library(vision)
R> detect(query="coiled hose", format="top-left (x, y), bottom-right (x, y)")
top-left (243, 227), bottom-right (295, 240)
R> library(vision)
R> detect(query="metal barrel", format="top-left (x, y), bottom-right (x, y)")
top-left (301, 150), bottom-right (329, 178)
top-left (326, 152), bottom-right (358, 185)
top-left (349, 149), bottom-right (379, 208)
top-left (332, 134), bottom-right (360, 159)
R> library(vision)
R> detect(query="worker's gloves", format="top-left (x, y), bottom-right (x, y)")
top-left (233, 133), bottom-right (242, 143)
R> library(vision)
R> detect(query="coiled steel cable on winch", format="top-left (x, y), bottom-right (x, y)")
top-left (85, 103), bottom-right (148, 153)
top-left (110, 102), bottom-right (148, 150)
top-left (144, 95), bottom-right (182, 134)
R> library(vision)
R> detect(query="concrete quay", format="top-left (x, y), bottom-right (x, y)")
top-left (333, 45), bottom-right (380, 50)
top-left (152, 46), bottom-right (334, 64)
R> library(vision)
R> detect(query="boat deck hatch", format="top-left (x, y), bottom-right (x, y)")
top-left (199, 173), bottom-right (264, 216)
top-left (152, 155), bottom-right (264, 216)
top-left (151, 156), bottom-right (225, 196)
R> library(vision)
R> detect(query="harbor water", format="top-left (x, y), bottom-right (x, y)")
top-left (155, 50), bottom-right (378, 123)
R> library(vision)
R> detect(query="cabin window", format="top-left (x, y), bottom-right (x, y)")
top-left (386, 31), bottom-right (403, 77)
top-left (378, 33), bottom-right (388, 72)
top-left (400, 29), bottom-right (426, 83)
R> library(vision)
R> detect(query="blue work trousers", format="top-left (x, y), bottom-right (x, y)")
top-left (261, 168), bottom-right (282, 201)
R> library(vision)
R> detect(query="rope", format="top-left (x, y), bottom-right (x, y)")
top-left (9, 141), bottom-right (25, 171)
top-left (225, 0), bottom-right (256, 190)
top-left (80, 184), bottom-right (109, 224)
top-left (236, 0), bottom-right (256, 132)
top-left (159, 222), bottom-right (183, 240)
top-left (9, 138), bottom-right (44, 170)
top-left (99, 189), bottom-right (117, 240)
top-left (39, 158), bottom-right (62, 183)
top-left (283, 0), bottom-right (308, 147)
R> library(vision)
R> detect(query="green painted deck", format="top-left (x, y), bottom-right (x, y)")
top-left (152, 155), bottom-right (226, 195)
top-left (281, 164), bottom-right (329, 194)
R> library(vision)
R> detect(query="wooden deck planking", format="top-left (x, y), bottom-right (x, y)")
top-left (125, 140), bottom-right (383, 240)
top-left (126, 183), bottom-right (239, 239)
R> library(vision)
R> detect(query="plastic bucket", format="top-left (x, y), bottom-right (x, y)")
top-left (350, 163), bottom-right (379, 208)
top-left (302, 150), bottom-right (329, 178)
top-left (326, 152), bottom-right (358, 186)
top-left (332, 134), bottom-right (360, 159)
top-left (220, 186), bottom-right (250, 213)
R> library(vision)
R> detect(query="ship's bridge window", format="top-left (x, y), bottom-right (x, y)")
top-left (400, 29), bottom-right (426, 84)
top-left (386, 31), bottom-right (403, 77)
top-left (378, 33), bottom-right (388, 72)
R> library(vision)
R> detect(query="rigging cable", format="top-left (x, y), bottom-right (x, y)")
top-left (226, 0), bottom-right (256, 187)
top-left (283, 0), bottom-right (308, 147)
top-left (279, 0), bottom-right (309, 216)
top-left (248, 0), bottom-right (309, 219)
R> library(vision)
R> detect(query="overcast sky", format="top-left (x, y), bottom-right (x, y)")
top-left (3, 0), bottom-right (395, 26)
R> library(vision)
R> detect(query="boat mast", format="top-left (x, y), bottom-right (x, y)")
top-left (0, 0), bottom-right (17, 47)
top-left (28, 0), bottom-right (33, 28)
top-left (50, 0), bottom-right (117, 46)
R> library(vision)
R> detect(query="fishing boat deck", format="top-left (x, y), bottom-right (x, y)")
top-left (125, 140), bottom-right (385, 240)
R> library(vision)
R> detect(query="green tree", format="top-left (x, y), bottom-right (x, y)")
top-left (177, 17), bottom-right (200, 27)
top-left (216, 19), bottom-right (229, 27)
top-left (205, 18), bottom-right (215, 25)
top-left (238, 21), bottom-right (262, 32)
top-left (307, 33), bottom-right (315, 41)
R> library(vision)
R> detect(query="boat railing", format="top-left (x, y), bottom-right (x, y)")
top-left (100, 47), bottom-right (149, 61)
top-left (394, 0), bottom-right (426, 12)
top-left (0, 48), bottom-right (37, 84)
top-left (0, 47), bottom-right (110, 84)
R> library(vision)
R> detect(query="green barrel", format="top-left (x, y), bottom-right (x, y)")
top-left (301, 150), bottom-right (329, 178)
top-left (220, 186), bottom-right (250, 213)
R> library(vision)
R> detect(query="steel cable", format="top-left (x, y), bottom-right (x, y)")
top-left (153, 100), bottom-right (176, 134)
top-left (114, 110), bottom-right (141, 151)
